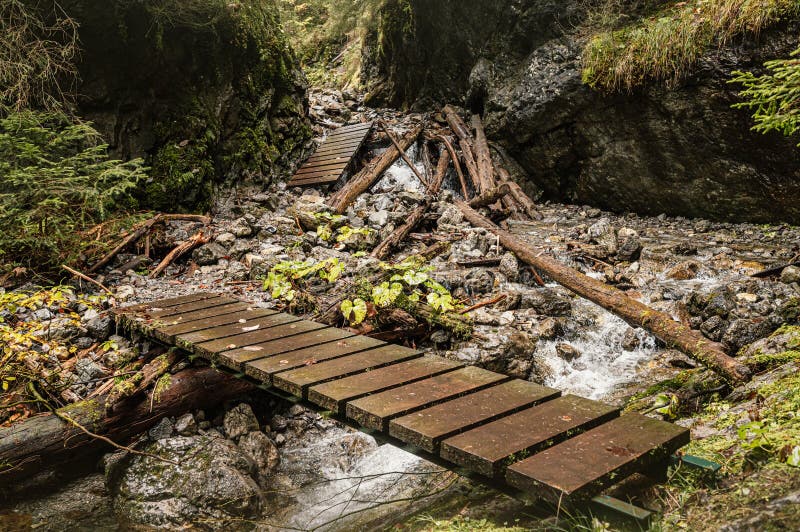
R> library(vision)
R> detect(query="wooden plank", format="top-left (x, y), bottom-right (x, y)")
top-left (155, 307), bottom-right (278, 343)
top-left (308, 356), bottom-right (464, 414)
top-left (346, 367), bottom-right (510, 432)
top-left (288, 175), bottom-right (345, 187)
top-left (295, 161), bottom-right (349, 176)
top-left (505, 414), bottom-right (690, 501)
top-left (191, 319), bottom-right (324, 359)
top-left (148, 302), bottom-right (262, 342)
top-left (273, 345), bottom-right (422, 398)
top-left (218, 327), bottom-right (355, 370)
top-left (112, 292), bottom-right (220, 315)
top-left (243, 335), bottom-right (385, 385)
top-left (440, 395), bottom-right (620, 478)
top-left (388, 380), bottom-right (561, 453)
top-left (175, 312), bottom-right (301, 347)
top-left (290, 167), bottom-right (345, 182)
top-left (311, 141), bottom-right (366, 156)
top-left (301, 155), bottom-right (353, 169)
top-left (144, 296), bottom-right (237, 319)
top-left (325, 130), bottom-right (373, 142)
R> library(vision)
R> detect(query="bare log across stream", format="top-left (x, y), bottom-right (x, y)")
top-left (456, 201), bottom-right (752, 384)
top-left (327, 122), bottom-right (425, 214)
top-left (0, 367), bottom-right (255, 487)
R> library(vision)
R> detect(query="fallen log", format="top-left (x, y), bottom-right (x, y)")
top-left (470, 114), bottom-right (498, 195)
top-left (371, 147), bottom-right (451, 260)
top-left (469, 183), bottom-right (512, 209)
top-left (438, 135), bottom-right (470, 200)
top-left (497, 167), bottom-right (543, 221)
top-left (149, 230), bottom-right (210, 278)
top-left (455, 201), bottom-right (752, 384)
top-left (0, 366), bottom-right (255, 488)
top-left (328, 122), bottom-right (425, 214)
top-left (443, 106), bottom-right (481, 193)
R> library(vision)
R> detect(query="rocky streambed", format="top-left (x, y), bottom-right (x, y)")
top-left (2, 91), bottom-right (799, 530)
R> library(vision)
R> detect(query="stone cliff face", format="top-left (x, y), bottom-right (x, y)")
top-left (366, 0), bottom-right (800, 224)
top-left (39, 0), bottom-right (310, 211)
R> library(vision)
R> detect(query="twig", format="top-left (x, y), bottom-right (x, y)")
top-left (149, 231), bottom-right (211, 278)
top-left (460, 294), bottom-right (508, 314)
top-left (377, 120), bottom-right (429, 188)
top-left (61, 264), bottom-right (115, 299)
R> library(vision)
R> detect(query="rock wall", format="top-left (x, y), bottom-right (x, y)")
top-left (366, 0), bottom-right (800, 224)
top-left (36, 0), bottom-right (310, 211)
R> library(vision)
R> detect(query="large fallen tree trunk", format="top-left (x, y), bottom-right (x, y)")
top-left (327, 122), bottom-right (425, 214)
top-left (0, 367), bottom-right (255, 488)
top-left (456, 201), bottom-right (752, 384)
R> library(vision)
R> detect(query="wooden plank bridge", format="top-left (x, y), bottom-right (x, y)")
top-left (288, 122), bottom-right (374, 187)
top-left (113, 292), bottom-right (690, 506)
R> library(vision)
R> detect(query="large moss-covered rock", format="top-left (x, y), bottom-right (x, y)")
top-left (36, 0), bottom-right (310, 211)
top-left (366, 1), bottom-right (800, 224)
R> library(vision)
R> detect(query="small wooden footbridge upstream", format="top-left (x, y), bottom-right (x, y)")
top-left (113, 291), bottom-right (700, 522)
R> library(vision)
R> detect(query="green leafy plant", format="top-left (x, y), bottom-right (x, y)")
top-left (341, 298), bottom-right (368, 325)
top-left (263, 258), bottom-right (344, 303)
top-left (731, 46), bottom-right (800, 146)
top-left (0, 111), bottom-right (147, 272)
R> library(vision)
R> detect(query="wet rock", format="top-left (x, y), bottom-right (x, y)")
top-left (622, 328), bottom-right (642, 350)
top-left (368, 209), bottom-right (390, 227)
top-left (587, 218), bottom-right (617, 254)
top-left (34, 308), bottom-right (54, 320)
top-left (230, 216), bottom-right (255, 238)
top-left (616, 228), bottom-right (642, 262)
top-left (781, 265), bottom-right (800, 284)
top-left (86, 314), bottom-right (113, 340)
top-left (215, 232), bottom-right (236, 248)
top-left (438, 205), bottom-right (464, 227)
top-left (193, 242), bottom-right (227, 266)
top-left (555, 342), bottom-right (581, 361)
top-left (107, 435), bottom-right (264, 528)
top-left (148, 417), bottom-right (175, 441)
top-left (115, 285), bottom-right (135, 301)
top-left (290, 197), bottom-right (330, 231)
top-left (238, 431), bottom-right (280, 481)
top-left (499, 252), bottom-right (520, 282)
top-left (75, 359), bottom-right (105, 383)
top-left (704, 289), bottom-right (736, 319)
top-left (224, 403), bottom-right (260, 441)
top-left (536, 317), bottom-right (563, 340)
top-left (518, 288), bottom-right (572, 316)
top-left (722, 317), bottom-right (780, 353)
top-left (700, 316), bottom-right (728, 342)
top-left (667, 260), bottom-right (701, 280)
top-left (778, 298), bottom-right (800, 324)
top-left (174, 413), bottom-right (197, 436)
top-left (34, 317), bottom-right (82, 340)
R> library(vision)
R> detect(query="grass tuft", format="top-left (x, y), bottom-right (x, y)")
top-left (582, 0), bottom-right (800, 92)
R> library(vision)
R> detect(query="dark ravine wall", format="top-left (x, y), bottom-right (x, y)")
top-left (35, 0), bottom-right (310, 211)
top-left (366, 0), bottom-right (800, 224)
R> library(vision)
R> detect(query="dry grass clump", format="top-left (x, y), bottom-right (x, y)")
top-left (582, 0), bottom-right (800, 92)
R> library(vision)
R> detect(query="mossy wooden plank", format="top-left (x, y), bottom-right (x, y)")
top-left (145, 296), bottom-right (238, 319)
top-left (272, 345), bottom-right (421, 398)
top-left (346, 367), bottom-right (509, 432)
top-left (193, 320), bottom-right (326, 359)
top-left (505, 413), bottom-right (690, 501)
top-left (440, 395), bottom-right (619, 478)
top-left (243, 335), bottom-right (385, 385)
top-left (218, 327), bottom-right (355, 370)
top-left (308, 356), bottom-right (463, 414)
top-left (389, 380), bottom-right (561, 453)
top-left (112, 292), bottom-right (220, 315)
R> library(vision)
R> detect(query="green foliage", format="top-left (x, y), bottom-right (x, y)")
top-left (0, 111), bottom-right (147, 271)
top-left (263, 258), bottom-right (344, 303)
top-left (582, 0), bottom-right (800, 92)
top-left (731, 46), bottom-right (800, 146)
top-left (278, 0), bottom-right (384, 87)
top-left (341, 298), bottom-right (368, 325)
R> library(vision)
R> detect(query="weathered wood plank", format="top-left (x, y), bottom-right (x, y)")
top-left (112, 292), bottom-right (220, 314)
top-left (144, 296), bottom-right (238, 319)
top-left (505, 414), bottom-right (690, 501)
top-left (191, 320), bottom-right (324, 359)
top-left (218, 327), bottom-right (355, 370)
top-left (308, 356), bottom-right (463, 414)
top-left (440, 395), bottom-right (620, 478)
top-left (346, 367), bottom-right (509, 432)
top-left (154, 307), bottom-right (278, 341)
top-left (272, 345), bottom-right (422, 398)
top-left (388, 380), bottom-right (561, 453)
top-left (175, 313), bottom-right (302, 350)
top-left (243, 335), bottom-right (385, 385)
